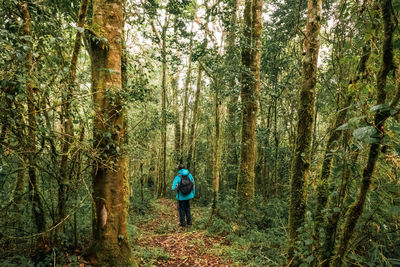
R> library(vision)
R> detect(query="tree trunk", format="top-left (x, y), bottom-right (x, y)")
top-left (172, 74), bottom-right (181, 164)
top-left (287, 0), bottom-right (322, 262)
top-left (88, 0), bottom-right (132, 264)
top-left (180, 39), bottom-right (193, 163)
top-left (225, 0), bottom-right (241, 191)
top-left (58, 0), bottom-right (89, 232)
top-left (256, 99), bottom-right (271, 197)
top-left (263, 105), bottom-right (272, 197)
top-left (321, 136), bottom-right (359, 266)
top-left (273, 97), bottom-right (279, 192)
top-left (333, 1), bottom-right (397, 265)
top-left (187, 64), bottom-right (202, 170)
top-left (21, 2), bottom-right (46, 236)
top-left (237, 0), bottom-right (263, 210)
top-left (314, 44), bottom-right (371, 265)
top-left (207, 79), bottom-right (222, 227)
top-left (157, 23), bottom-right (167, 198)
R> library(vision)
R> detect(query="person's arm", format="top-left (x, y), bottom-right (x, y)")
top-left (172, 176), bottom-right (179, 190)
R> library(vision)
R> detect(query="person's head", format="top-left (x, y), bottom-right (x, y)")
top-left (178, 164), bottom-right (185, 170)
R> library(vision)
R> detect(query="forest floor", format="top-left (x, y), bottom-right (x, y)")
top-left (132, 198), bottom-right (237, 267)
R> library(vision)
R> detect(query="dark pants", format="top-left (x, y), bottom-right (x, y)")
top-left (178, 200), bottom-right (192, 226)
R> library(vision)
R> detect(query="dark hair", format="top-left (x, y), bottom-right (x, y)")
top-left (178, 164), bottom-right (185, 170)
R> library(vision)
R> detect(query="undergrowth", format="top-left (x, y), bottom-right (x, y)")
top-left (204, 190), bottom-right (289, 266)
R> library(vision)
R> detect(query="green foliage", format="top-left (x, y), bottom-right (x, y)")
top-left (0, 255), bottom-right (35, 267)
top-left (207, 218), bottom-right (232, 236)
top-left (202, 193), bottom-right (289, 266)
top-left (0, 0), bottom-right (399, 266)
top-left (133, 246), bottom-right (171, 267)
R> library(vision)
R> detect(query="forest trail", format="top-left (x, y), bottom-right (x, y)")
top-left (134, 198), bottom-right (235, 266)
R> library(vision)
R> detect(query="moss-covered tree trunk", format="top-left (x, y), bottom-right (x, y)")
top-left (157, 24), bottom-right (167, 198)
top-left (272, 97), bottom-right (279, 192)
top-left (287, 0), bottom-right (322, 262)
top-left (207, 79), bottom-right (222, 227)
top-left (237, 0), bottom-right (263, 209)
top-left (88, 0), bottom-right (132, 265)
top-left (180, 40), bottom-right (193, 163)
top-left (172, 75), bottom-right (181, 165)
top-left (259, 104), bottom-right (272, 197)
top-left (187, 64), bottom-right (202, 170)
top-left (58, 0), bottom-right (89, 230)
top-left (315, 44), bottom-right (371, 265)
top-left (21, 2), bottom-right (46, 235)
top-left (321, 142), bottom-right (359, 266)
top-left (332, 1), bottom-right (398, 265)
top-left (225, 0), bottom-right (241, 190)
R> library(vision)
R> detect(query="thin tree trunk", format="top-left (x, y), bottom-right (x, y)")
top-left (225, 0), bottom-right (241, 190)
top-left (315, 43), bottom-right (371, 265)
top-left (263, 105), bottom-right (272, 197)
top-left (321, 135), bottom-right (359, 266)
top-left (58, 0), bottom-right (89, 231)
top-left (180, 40), bottom-right (193, 163)
top-left (21, 2), bottom-right (46, 236)
top-left (273, 97), bottom-right (279, 192)
top-left (207, 80), bottom-right (222, 227)
top-left (158, 23), bottom-right (167, 198)
top-left (73, 127), bottom-right (85, 249)
top-left (256, 99), bottom-right (271, 197)
top-left (333, 1), bottom-right (397, 264)
top-left (237, 0), bottom-right (263, 210)
top-left (140, 162), bottom-right (144, 202)
top-left (187, 64), bottom-right (203, 170)
top-left (287, 0), bottom-right (322, 262)
top-left (311, 105), bottom-right (318, 156)
top-left (88, 0), bottom-right (132, 264)
top-left (172, 75), bottom-right (181, 164)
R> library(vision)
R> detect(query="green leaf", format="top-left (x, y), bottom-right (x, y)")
top-left (333, 207), bottom-right (340, 213)
top-left (389, 207), bottom-right (400, 216)
top-left (306, 255), bottom-right (315, 263)
top-left (304, 239), bottom-right (313, 245)
top-left (353, 126), bottom-right (376, 141)
top-left (370, 104), bottom-right (390, 112)
top-left (348, 116), bottom-right (366, 125)
top-left (337, 123), bottom-right (349, 131)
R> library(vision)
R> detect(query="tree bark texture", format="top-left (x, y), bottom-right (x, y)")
top-left (333, 1), bottom-right (397, 265)
top-left (187, 64), bottom-right (203, 170)
top-left (207, 80), bottom-right (222, 227)
top-left (58, 0), bottom-right (89, 229)
top-left (237, 0), bottom-right (263, 209)
top-left (315, 44), bottom-right (371, 265)
top-left (288, 0), bottom-right (322, 261)
top-left (88, 0), bottom-right (132, 265)
top-left (321, 143), bottom-right (359, 266)
top-left (157, 24), bottom-right (167, 198)
top-left (172, 75), bottom-right (181, 164)
top-left (225, 0), bottom-right (241, 190)
top-left (21, 2), bottom-right (46, 235)
top-left (180, 39), bottom-right (193, 163)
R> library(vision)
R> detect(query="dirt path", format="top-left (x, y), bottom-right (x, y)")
top-left (134, 198), bottom-right (234, 266)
